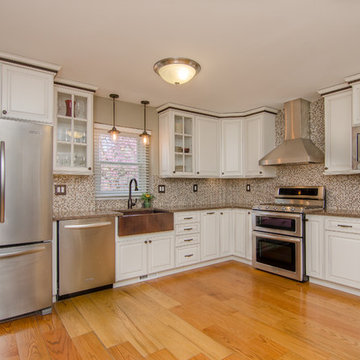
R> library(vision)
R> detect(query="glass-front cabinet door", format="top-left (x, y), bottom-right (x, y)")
top-left (54, 85), bottom-right (93, 175)
top-left (173, 113), bottom-right (194, 176)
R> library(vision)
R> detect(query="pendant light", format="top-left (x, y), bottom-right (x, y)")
top-left (153, 58), bottom-right (201, 85)
top-left (108, 94), bottom-right (120, 141)
top-left (140, 100), bottom-right (150, 145)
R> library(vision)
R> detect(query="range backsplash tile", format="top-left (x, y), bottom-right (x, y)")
top-left (53, 98), bottom-right (360, 214)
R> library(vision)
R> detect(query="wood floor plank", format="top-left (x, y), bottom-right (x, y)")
top-left (109, 341), bottom-right (145, 360)
top-left (0, 332), bottom-right (20, 359)
top-left (72, 331), bottom-right (113, 360)
top-left (54, 299), bottom-right (91, 338)
top-left (146, 348), bottom-right (178, 360)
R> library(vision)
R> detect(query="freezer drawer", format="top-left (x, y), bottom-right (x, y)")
top-left (0, 242), bottom-right (52, 321)
top-left (58, 217), bottom-right (115, 297)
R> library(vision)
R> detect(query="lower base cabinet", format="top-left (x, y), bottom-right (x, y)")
top-left (233, 209), bottom-right (248, 258)
top-left (116, 233), bottom-right (174, 281)
top-left (219, 210), bottom-right (234, 256)
top-left (201, 211), bottom-right (220, 260)
top-left (325, 231), bottom-right (360, 289)
top-left (306, 215), bottom-right (324, 278)
top-left (176, 244), bottom-right (201, 266)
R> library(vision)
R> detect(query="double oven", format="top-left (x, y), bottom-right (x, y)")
top-left (252, 211), bottom-right (306, 281)
top-left (252, 186), bottom-right (325, 282)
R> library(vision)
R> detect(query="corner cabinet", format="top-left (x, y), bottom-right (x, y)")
top-left (159, 110), bottom-right (195, 177)
top-left (1, 63), bottom-right (54, 124)
top-left (53, 85), bottom-right (94, 175)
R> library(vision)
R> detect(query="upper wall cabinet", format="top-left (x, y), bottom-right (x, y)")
top-left (158, 106), bottom-right (277, 179)
top-left (159, 110), bottom-right (195, 177)
top-left (323, 89), bottom-right (352, 174)
top-left (221, 119), bottom-right (243, 177)
top-left (53, 83), bottom-right (95, 175)
top-left (243, 113), bottom-right (276, 178)
top-left (195, 116), bottom-right (220, 177)
top-left (1, 63), bottom-right (55, 124)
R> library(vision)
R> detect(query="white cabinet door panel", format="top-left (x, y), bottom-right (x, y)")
top-left (201, 211), bottom-right (220, 260)
top-left (219, 210), bottom-right (233, 256)
top-left (306, 216), bottom-right (324, 278)
top-left (148, 235), bottom-right (174, 274)
top-left (234, 210), bottom-right (247, 258)
top-left (1, 64), bottom-right (53, 123)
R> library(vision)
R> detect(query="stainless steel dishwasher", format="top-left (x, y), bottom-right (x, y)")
top-left (58, 216), bottom-right (115, 299)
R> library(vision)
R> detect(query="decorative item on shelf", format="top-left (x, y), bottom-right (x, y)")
top-left (140, 100), bottom-right (150, 145)
top-left (108, 94), bottom-right (120, 141)
top-left (175, 146), bottom-right (183, 153)
top-left (141, 192), bottom-right (154, 208)
top-left (184, 147), bottom-right (190, 153)
top-left (65, 99), bottom-right (73, 117)
top-left (153, 57), bottom-right (201, 85)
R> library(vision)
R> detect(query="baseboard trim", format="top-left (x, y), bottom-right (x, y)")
top-left (309, 277), bottom-right (360, 297)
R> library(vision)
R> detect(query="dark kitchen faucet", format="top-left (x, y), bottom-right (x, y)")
top-left (128, 178), bottom-right (139, 209)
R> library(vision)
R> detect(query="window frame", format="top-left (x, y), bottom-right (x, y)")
top-left (94, 123), bottom-right (151, 200)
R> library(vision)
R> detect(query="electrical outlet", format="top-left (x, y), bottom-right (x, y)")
top-left (55, 185), bottom-right (66, 195)
top-left (158, 185), bottom-right (165, 193)
top-left (246, 184), bottom-right (251, 192)
top-left (193, 184), bottom-right (198, 192)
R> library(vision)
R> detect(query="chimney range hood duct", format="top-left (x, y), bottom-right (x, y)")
top-left (259, 98), bottom-right (324, 166)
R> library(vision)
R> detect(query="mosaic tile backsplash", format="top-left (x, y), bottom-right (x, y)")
top-left (53, 98), bottom-right (360, 213)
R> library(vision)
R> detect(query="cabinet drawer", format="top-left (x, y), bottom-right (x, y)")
top-left (176, 245), bottom-right (200, 266)
top-left (325, 217), bottom-right (360, 234)
top-left (176, 234), bottom-right (200, 247)
top-left (175, 223), bottom-right (200, 235)
top-left (174, 212), bottom-right (200, 225)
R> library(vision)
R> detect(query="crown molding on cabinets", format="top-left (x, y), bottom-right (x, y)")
top-left (156, 103), bottom-right (279, 117)
top-left (318, 83), bottom-right (351, 96)
top-left (54, 78), bottom-right (98, 93)
top-left (0, 51), bottom-right (61, 74)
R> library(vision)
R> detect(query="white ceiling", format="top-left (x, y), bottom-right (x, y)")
top-left (1, 0), bottom-right (360, 112)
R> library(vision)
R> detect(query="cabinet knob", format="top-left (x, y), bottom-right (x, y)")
top-left (220, 212), bottom-right (223, 215)
top-left (324, 167), bottom-right (328, 170)
top-left (173, 170), bottom-right (176, 174)
top-left (222, 172), bottom-right (224, 175)
top-left (259, 171), bottom-right (262, 174)
top-left (149, 240), bottom-right (152, 243)
top-left (144, 240), bottom-right (148, 244)
top-left (2, 110), bottom-right (7, 115)
top-left (197, 171), bottom-right (199, 174)
top-left (88, 167), bottom-right (92, 170)
top-left (248, 211), bottom-right (250, 214)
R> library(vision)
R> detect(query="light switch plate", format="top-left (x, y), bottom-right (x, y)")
top-left (246, 184), bottom-right (251, 192)
top-left (193, 184), bottom-right (198, 192)
top-left (55, 185), bottom-right (66, 195)
top-left (158, 185), bottom-right (165, 193)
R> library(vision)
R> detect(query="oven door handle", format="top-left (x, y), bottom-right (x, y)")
top-left (252, 231), bottom-right (302, 243)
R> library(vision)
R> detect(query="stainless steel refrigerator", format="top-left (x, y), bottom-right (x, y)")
top-left (0, 119), bottom-right (52, 321)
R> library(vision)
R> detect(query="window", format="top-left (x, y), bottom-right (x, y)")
top-left (94, 124), bottom-right (150, 198)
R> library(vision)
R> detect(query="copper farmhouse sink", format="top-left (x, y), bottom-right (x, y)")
top-left (116, 209), bottom-right (174, 236)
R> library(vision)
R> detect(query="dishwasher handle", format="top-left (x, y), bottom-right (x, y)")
top-left (64, 221), bottom-right (112, 229)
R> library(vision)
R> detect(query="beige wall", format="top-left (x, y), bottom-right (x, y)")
top-left (93, 96), bottom-right (159, 175)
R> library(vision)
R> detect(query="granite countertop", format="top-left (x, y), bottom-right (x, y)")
top-left (53, 204), bottom-right (253, 220)
top-left (305, 209), bottom-right (360, 218)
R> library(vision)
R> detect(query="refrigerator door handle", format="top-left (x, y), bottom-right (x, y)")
top-left (0, 141), bottom-right (4, 223)
top-left (64, 222), bottom-right (112, 229)
top-left (0, 246), bottom-right (46, 259)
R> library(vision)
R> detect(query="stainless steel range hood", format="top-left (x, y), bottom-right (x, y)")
top-left (259, 98), bottom-right (324, 165)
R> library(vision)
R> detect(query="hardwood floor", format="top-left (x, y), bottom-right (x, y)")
top-left (1, 261), bottom-right (360, 359)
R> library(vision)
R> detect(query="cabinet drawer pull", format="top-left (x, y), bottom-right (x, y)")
top-left (184, 227), bottom-right (193, 231)
top-left (184, 238), bottom-right (193, 242)
top-left (337, 224), bottom-right (353, 228)
top-left (207, 212), bottom-right (215, 215)
top-left (184, 217), bottom-right (193, 220)
top-left (184, 254), bottom-right (194, 258)
top-left (2, 110), bottom-right (7, 115)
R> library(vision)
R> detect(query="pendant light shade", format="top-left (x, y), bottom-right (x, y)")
top-left (153, 58), bottom-right (201, 85)
top-left (140, 100), bottom-right (150, 145)
top-left (108, 94), bottom-right (120, 141)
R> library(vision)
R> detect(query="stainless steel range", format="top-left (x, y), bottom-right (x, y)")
top-left (252, 186), bottom-right (325, 282)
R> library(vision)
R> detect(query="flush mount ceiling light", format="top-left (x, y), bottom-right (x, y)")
top-left (108, 93), bottom-right (120, 141)
top-left (140, 100), bottom-right (150, 145)
top-left (153, 57), bottom-right (201, 85)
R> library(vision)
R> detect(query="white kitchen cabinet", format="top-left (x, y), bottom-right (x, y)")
top-left (221, 119), bottom-right (243, 177)
top-left (233, 209), bottom-right (247, 258)
top-left (324, 90), bottom-right (352, 174)
top-left (306, 215), bottom-right (324, 279)
top-left (148, 235), bottom-right (175, 273)
top-left (243, 113), bottom-right (276, 178)
top-left (53, 84), bottom-right (94, 175)
top-left (201, 211), bottom-right (220, 260)
top-left (116, 238), bottom-right (147, 281)
top-left (1, 63), bottom-right (54, 124)
top-left (159, 110), bottom-right (195, 177)
top-left (195, 116), bottom-right (220, 177)
top-left (352, 83), bottom-right (360, 126)
top-left (325, 230), bottom-right (360, 289)
top-left (219, 209), bottom-right (234, 256)
top-left (116, 232), bottom-right (175, 281)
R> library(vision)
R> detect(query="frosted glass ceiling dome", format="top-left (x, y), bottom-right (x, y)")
top-left (153, 58), bottom-right (201, 85)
